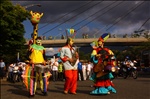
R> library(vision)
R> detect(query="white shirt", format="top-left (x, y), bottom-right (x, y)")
top-left (51, 62), bottom-right (58, 71)
top-left (8, 64), bottom-right (14, 72)
top-left (0, 62), bottom-right (5, 68)
top-left (60, 47), bottom-right (79, 70)
top-left (87, 63), bottom-right (93, 71)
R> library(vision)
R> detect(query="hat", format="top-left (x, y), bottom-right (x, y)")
top-left (66, 28), bottom-right (76, 39)
top-left (98, 33), bottom-right (110, 42)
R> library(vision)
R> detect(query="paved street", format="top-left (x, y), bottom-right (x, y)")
top-left (0, 76), bottom-right (150, 99)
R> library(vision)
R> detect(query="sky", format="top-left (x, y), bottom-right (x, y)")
top-left (11, 0), bottom-right (150, 39)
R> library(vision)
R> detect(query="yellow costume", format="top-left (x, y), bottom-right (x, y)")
top-left (22, 37), bottom-right (51, 97)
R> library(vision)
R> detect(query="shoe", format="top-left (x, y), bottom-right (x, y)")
top-left (64, 90), bottom-right (68, 94)
top-left (29, 94), bottom-right (34, 98)
top-left (43, 92), bottom-right (48, 96)
top-left (70, 92), bottom-right (77, 95)
top-left (28, 92), bottom-right (35, 98)
top-left (107, 92), bottom-right (110, 94)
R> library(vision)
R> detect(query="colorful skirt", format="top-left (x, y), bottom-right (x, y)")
top-left (22, 64), bottom-right (51, 90)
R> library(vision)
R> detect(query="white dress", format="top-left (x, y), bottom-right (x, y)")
top-left (82, 64), bottom-right (87, 80)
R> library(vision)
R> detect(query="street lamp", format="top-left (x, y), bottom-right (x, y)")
top-left (24, 4), bottom-right (41, 9)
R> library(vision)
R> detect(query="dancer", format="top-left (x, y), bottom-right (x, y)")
top-left (22, 37), bottom-right (51, 97)
top-left (90, 33), bottom-right (117, 95)
top-left (60, 37), bottom-right (79, 95)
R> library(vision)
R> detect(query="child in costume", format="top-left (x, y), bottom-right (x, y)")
top-left (90, 33), bottom-right (116, 95)
top-left (22, 37), bottom-right (51, 97)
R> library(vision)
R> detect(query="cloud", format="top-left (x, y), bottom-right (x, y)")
top-left (11, 1), bottom-right (149, 37)
top-left (45, 48), bottom-right (55, 56)
top-left (80, 26), bottom-right (90, 33)
top-left (111, 21), bottom-right (146, 37)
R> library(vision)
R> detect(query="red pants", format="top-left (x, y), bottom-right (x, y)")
top-left (64, 70), bottom-right (78, 93)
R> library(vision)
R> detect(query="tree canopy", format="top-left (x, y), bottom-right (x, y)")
top-left (0, 0), bottom-right (30, 63)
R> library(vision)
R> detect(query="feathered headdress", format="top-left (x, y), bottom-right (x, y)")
top-left (90, 33), bottom-right (110, 49)
top-left (66, 28), bottom-right (76, 38)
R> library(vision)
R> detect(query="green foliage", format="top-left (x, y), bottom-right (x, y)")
top-left (0, 0), bottom-right (30, 64)
top-left (113, 41), bottom-right (150, 61)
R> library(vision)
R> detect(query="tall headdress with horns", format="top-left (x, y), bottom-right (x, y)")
top-left (98, 33), bottom-right (110, 42)
top-left (90, 33), bottom-right (110, 49)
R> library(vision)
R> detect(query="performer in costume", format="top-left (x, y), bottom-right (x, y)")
top-left (22, 37), bottom-right (51, 97)
top-left (60, 37), bottom-right (79, 95)
top-left (90, 33), bottom-right (116, 95)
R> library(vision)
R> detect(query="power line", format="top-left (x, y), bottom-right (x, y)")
top-left (93, 1), bottom-right (144, 36)
top-left (42, 1), bottom-right (104, 35)
top-left (38, 1), bottom-right (93, 30)
top-left (71, 1), bottom-right (117, 28)
top-left (105, 1), bottom-right (145, 31)
top-left (54, 1), bottom-right (117, 38)
top-left (75, 1), bottom-right (124, 36)
top-left (138, 17), bottom-right (150, 31)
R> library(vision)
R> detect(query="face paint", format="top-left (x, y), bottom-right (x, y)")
top-left (36, 39), bottom-right (41, 44)
top-left (69, 39), bottom-right (74, 46)
top-left (98, 41), bottom-right (104, 48)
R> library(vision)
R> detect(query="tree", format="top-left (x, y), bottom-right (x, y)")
top-left (113, 41), bottom-right (150, 62)
top-left (0, 0), bottom-right (30, 64)
top-left (142, 30), bottom-right (150, 40)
